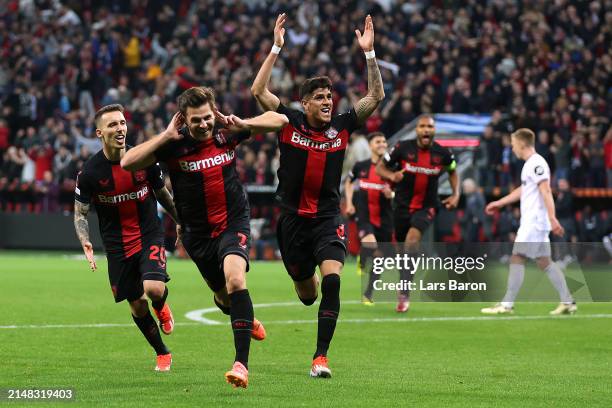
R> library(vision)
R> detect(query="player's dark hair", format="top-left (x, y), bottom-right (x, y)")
top-left (177, 86), bottom-right (217, 115)
top-left (299, 76), bottom-right (332, 100)
top-left (511, 128), bottom-right (535, 146)
top-left (417, 114), bottom-right (435, 124)
top-left (367, 131), bottom-right (386, 142)
top-left (94, 104), bottom-right (124, 127)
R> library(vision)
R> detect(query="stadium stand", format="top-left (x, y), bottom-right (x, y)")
top-left (0, 0), bottom-right (610, 253)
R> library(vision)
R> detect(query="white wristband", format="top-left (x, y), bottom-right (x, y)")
top-left (364, 50), bottom-right (375, 59)
top-left (271, 45), bottom-right (282, 55)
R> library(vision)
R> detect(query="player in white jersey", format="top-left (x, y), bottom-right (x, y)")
top-left (481, 128), bottom-right (577, 315)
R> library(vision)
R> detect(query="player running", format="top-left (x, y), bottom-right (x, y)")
top-left (121, 86), bottom-right (288, 388)
top-left (376, 115), bottom-right (460, 312)
top-left (481, 128), bottom-right (576, 315)
top-left (251, 14), bottom-right (385, 377)
top-left (345, 132), bottom-right (393, 305)
top-left (74, 104), bottom-right (179, 372)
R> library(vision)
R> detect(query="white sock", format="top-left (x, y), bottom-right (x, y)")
top-left (544, 263), bottom-right (574, 304)
top-left (501, 263), bottom-right (525, 307)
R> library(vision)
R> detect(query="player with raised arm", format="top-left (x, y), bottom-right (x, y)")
top-left (251, 14), bottom-right (384, 378)
top-left (121, 86), bottom-right (288, 388)
top-left (74, 104), bottom-right (179, 372)
top-left (376, 115), bottom-right (460, 312)
top-left (481, 128), bottom-right (576, 315)
top-left (345, 132), bottom-right (393, 304)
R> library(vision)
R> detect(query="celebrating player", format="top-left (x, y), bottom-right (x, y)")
top-left (345, 132), bottom-right (393, 304)
top-left (251, 14), bottom-right (384, 377)
top-left (481, 128), bottom-right (576, 315)
top-left (376, 115), bottom-right (460, 312)
top-left (121, 86), bottom-right (288, 388)
top-left (74, 104), bottom-right (178, 372)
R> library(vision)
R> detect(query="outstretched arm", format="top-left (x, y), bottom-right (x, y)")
top-left (442, 171), bottom-right (461, 209)
top-left (251, 13), bottom-right (286, 112)
top-left (121, 113), bottom-right (183, 171)
top-left (485, 186), bottom-right (522, 215)
top-left (215, 110), bottom-right (289, 135)
top-left (376, 159), bottom-right (405, 183)
top-left (353, 15), bottom-right (385, 123)
top-left (74, 200), bottom-right (96, 271)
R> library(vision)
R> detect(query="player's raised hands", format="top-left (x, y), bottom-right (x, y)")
top-left (82, 241), bottom-right (97, 271)
top-left (274, 13), bottom-right (286, 47)
top-left (355, 14), bottom-right (375, 51)
top-left (163, 112), bottom-right (184, 141)
top-left (389, 168), bottom-right (406, 184)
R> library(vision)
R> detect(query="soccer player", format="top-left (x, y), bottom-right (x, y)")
top-left (74, 104), bottom-right (179, 372)
top-left (120, 86), bottom-right (288, 388)
top-left (481, 128), bottom-right (576, 315)
top-left (376, 115), bottom-right (460, 312)
top-left (251, 14), bottom-right (385, 377)
top-left (345, 131), bottom-right (393, 304)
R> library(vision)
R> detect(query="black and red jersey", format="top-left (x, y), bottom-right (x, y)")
top-left (349, 159), bottom-right (392, 229)
top-left (75, 149), bottom-right (165, 258)
top-left (155, 129), bottom-right (250, 238)
top-left (275, 103), bottom-right (360, 218)
top-left (383, 140), bottom-right (456, 213)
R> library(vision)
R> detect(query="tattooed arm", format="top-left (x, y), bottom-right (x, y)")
top-left (74, 200), bottom-right (97, 271)
top-left (154, 186), bottom-right (179, 224)
top-left (354, 15), bottom-right (385, 124)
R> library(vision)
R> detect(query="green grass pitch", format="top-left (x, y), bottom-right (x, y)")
top-left (2, 251), bottom-right (612, 407)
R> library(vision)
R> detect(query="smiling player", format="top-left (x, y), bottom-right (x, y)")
top-left (251, 14), bottom-right (385, 378)
top-left (74, 104), bottom-right (179, 372)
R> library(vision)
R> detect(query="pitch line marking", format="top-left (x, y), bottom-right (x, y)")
top-left (2, 301), bottom-right (611, 329)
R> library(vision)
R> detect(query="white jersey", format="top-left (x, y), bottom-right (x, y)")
top-left (520, 153), bottom-right (551, 231)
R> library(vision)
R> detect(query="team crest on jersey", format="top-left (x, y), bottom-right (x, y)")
top-left (325, 127), bottom-right (338, 140)
top-left (360, 171), bottom-right (367, 177)
top-left (99, 178), bottom-right (110, 187)
top-left (432, 156), bottom-right (441, 165)
top-left (134, 170), bottom-right (147, 182)
top-left (237, 232), bottom-right (248, 249)
top-left (336, 224), bottom-right (345, 239)
top-left (534, 165), bottom-right (544, 175)
top-left (407, 153), bottom-right (415, 161)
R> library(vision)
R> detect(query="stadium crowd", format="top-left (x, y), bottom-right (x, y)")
top-left (0, 0), bottom-right (611, 246)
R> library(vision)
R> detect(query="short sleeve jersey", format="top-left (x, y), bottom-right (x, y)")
top-left (75, 148), bottom-right (165, 258)
top-left (275, 103), bottom-right (360, 218)
top-left (520, 153), bottom-right (551, 231)
top-left (383, 140), bottom-right (455, 213)
top-left (154, 128), bottom-right (250, 238)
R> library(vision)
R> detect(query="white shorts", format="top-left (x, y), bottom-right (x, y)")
top-left (512, 226), bottom-right (551, 259)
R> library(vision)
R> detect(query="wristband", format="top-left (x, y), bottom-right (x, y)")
top-left (364, 50), bottom-right (375, 59)
top-left (271, 45), bottom-right (282, 55)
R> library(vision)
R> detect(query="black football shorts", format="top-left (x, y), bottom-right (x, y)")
top-left (181, 218), bottom-right (251, 293)
top-left (394, 207), bottom-right (436, 242)
top-left (277, 213), bottom-right (347, 282)
top-left (106, 234), bottom-right (169, 303)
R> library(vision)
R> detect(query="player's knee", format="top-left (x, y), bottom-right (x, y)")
top-left (299, 296), bottom-right (318, 306)
top-left (536, 258), bottom-right (551, 270)
top-left (226, 275), bottom-right (246, 293)
top-left (143, 281), bottom-right (165, 299)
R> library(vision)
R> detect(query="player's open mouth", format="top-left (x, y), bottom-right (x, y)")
top-left (321, 108), bottom-right (331, 114)
top-left (115, 135), bottom-right (125, 143)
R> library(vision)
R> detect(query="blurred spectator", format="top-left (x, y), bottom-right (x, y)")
top-left (605, 127), bottom-right (612, 188)
top-left (461, 178), bottom-right (486, 242)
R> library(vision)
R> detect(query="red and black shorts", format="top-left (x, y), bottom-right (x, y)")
top-left (277, 213), bottom-right (347, 282)
top-left (181, 219), bottom-right (251, 293)
top-left (394, 207), bottom-right (437, 242)
top-left (106, 235), bottom-right (169, 303)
